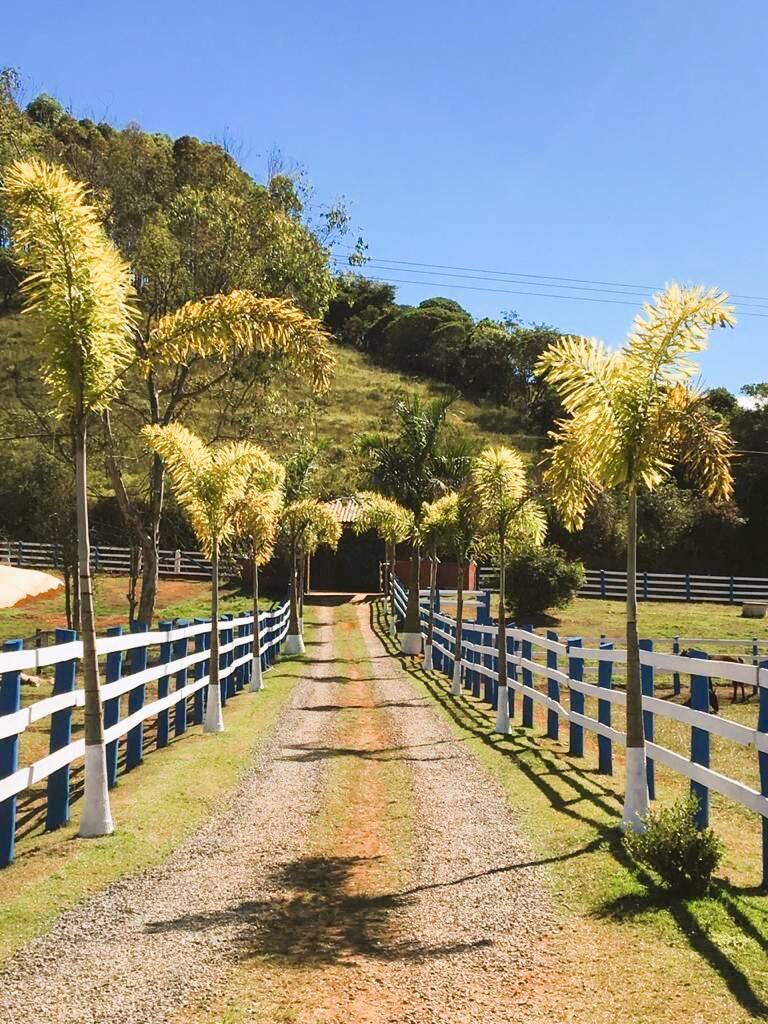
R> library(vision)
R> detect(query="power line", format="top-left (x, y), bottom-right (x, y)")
top-left (331, 246), bottom-right (768, 309)
top-left (331, 265), bottom-right (768, 319)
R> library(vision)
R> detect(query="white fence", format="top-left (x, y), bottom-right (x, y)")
top-left (0, 540), bottom-right (238, 580)
top-left (391, 577), bottom-right (768, 886)
top-left (0, 600), bottom-right (290, 866)
top-left (478, 565), bottom-right (768, 604)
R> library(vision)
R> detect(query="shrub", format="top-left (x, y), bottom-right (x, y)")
top-left (505, 545), bottom-right (585, 618)
top-left (622, 796), bottom-right (723, 897)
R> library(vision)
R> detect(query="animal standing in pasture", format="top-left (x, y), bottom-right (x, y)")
top-left (679, 650), bottom-right (756, 705)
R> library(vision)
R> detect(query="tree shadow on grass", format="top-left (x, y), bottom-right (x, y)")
top-left (145, 854), bottom-right (490, 967)
top-left (367, 597), bottom-right (768, 1020)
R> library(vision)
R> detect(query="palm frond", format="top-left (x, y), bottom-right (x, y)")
top-left (665, 385), bottom-right (735, 501)
top-left (147, 290), bottom-right (335, 393)
top-left (534, 335), bottom-right (622, 420)
top-left (468, 446), bottom-right (528, 536)
top-left (3, 158), bottom-right (137, 412)
top-left (142, 423), bottom-right (272, 555)
top-left (353, 491), bottom-right (415, 544)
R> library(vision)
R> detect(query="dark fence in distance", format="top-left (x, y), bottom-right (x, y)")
top-left (477, 566), bottom-right (768, 605)
top-left (0, 541), bottom-right (238, 581)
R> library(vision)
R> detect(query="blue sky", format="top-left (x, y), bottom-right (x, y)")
top-left (4, 0), bottom-right (768, 391)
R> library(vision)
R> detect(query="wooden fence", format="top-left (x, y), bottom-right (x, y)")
top-left (391, 577), bottom-right (768, 886)
top-left (0, 600), bottom-right (290, 866)
top-left (478, 565), bottom-right (768, 604)
top-left (0, 540), bottom-right (238, 580)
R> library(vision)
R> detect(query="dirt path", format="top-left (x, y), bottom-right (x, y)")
top-left (0, 596), bottom-right (561, 1024)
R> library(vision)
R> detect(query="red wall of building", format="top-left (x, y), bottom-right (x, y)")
top-left (394, 559), bottom-right (477, 590)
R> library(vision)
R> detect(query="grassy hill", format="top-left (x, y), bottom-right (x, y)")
top-left (0, 310), bottom-right (544, 502)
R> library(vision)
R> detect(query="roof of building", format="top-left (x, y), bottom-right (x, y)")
top-left (325, 496), bottom-right (361, 524)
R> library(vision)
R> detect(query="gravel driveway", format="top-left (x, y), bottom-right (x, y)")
top-left (1, 597), bottom-right (561, 1024)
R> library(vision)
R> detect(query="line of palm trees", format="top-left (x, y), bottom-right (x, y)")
top-left (2, 158), bottom-right (340, 838)
top-left (3, 155), bottom-right (736, 841)
top-left (356, 287), bottom-right (736, 832)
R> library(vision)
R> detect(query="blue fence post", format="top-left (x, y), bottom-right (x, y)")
top-left (640, 639), bottom-right (655, 800)
top-left (126, 622), bottom-right (148, 771)
top-left (483, 625), bottom-right (494, 706)
top-left (173, 623), bottom-right (189, 737)
top-left (753, 636), bottom-right (759, 667)
top-left (471, 628), bottom-right (482, 699)
top-left (0, 639), bottom-right (23, 866)
top-left (689, 650), bottom-right (711, 828)
top-left (642, 572), bottom-right (649, 600)
top-left (757, 660), bottom-right (768, 890)
top-left (193, 619), bottom-right (207, 726)
top-left (600, 569), bottom-right (606, 598)
top-left (506, 632), bottom-right (516, 720)
top-left (685, 573), bottom-right (692, 602)
top-left (597, 641), bottom-right (613, 775)
top-left (476, 590), bottom-right (491, 625)
top-left (672, 636), bottom-right (681, 696)
top-left (546, 630), bottom-right (560, 741)
top-left (46, 627), bottom-right (77, 830)
top-left (729, 576), bottom-right (735, 605)
top-left (568, 638), bottom-right (584, 756)
top-left (157, 621), bottom-right (173, 749)
top-left (235, 620), bottom-right (247, 691)
top-left (104, 626), bottom-right (123, 788)
top-left (222, 613), bottom-right (234, 702)
top-left (522, 626), bottom-right (534, 729)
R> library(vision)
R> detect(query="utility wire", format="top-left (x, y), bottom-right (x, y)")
top-left (331, 265), bottom-right (768, 319)
top-left (331, 246), bottom-right (768, 308)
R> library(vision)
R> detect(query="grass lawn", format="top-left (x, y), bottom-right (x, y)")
top-left (375, 600), bottom-right (768, 1023)
top-left (0, 606), bottom-right (314, 965)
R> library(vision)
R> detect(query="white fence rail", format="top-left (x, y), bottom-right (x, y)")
top-left (0, 600), bottom-right (290, 866)
top-left (391, 576), bottom-right (768, 886)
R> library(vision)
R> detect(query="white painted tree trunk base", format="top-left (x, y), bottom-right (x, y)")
top-left (249, 657), bottom-right (264, 692)
top-left (451, 661), bottom-right (463, 696)
top-left (495, 685), bottom-right (510, 734)
top-left (400, 632), bottom-right (422, 656)
top-left (203, 683), bottom-right (225, 733)
top-left (79, 743), bottom-right (114, 838)
top-left (389, 617), bottom-right (397, 638)
top-left (622, 746), bottom-right (650, 831)
top-left (422, 643), bottom-right (433, 671)
top-left (284, 633), bottom-right (305, 655)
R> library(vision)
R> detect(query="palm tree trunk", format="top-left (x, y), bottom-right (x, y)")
top-left (387, 541), bottom-right (397, 637)
top-left (401, 543), bottom-right (422, 655)
top-left (76, 417), bottom-right (114, 838)
top-left (297, 553), bottom-right (305, 632)
top-left (452, 556), bottom-right (465, 695)
top-left (285, 541), bottom-right (305, 654)
top-left (423, 552), bottom-right (438, 670)
top-left (249, 555), bottom-right (264, 692)
top-left (495, 542), bottom-right (510, 734)
top-left (623, 485), bottom-right (649, 829)
top-left (204, 538), bottom-right (224, 732)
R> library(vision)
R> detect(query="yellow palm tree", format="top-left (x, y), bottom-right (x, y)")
top-left (536, 284), bottom-right (735, 829)
top-left (353, 492), bottom-right (414, 637)
top-left (3, 158), bottom-right (137, 838)
top-left (418, 490), bottom-right (484, 694)
top-left (280, 499), bottom-right (341, 653)
top-left (110, 287), bottom-right (335, 626)
top-left (468, 446), bottom-right (546, 735)
top-left (234, 473), bottom-right (285, 692)
top-left (143, 424), bottom-right (277, 732)
top-left (420, 494), bottom-right (457, 671)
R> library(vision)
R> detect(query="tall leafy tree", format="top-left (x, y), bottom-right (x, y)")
top-left (105, 289), bottom-right (334, 625)
top-left (353, 492), bottom-right (414, 637)
top-left (234, 480), bottom-right (285, 692)
top-left (279, 498), bottom-right (341, 652)
top-left (536, 285), bottom-right (735, 829)
top-left (419, 494), bottom-right (457, 670)
top-left (3, 158), bottom-right (137, 837)
top-left (469, 446), bottom-right (546, 735)
top-left (143, 423), bottom-right (277, 732)
top-left (359, 395), bottom-right (471, 654)
top-left (417, 490), bottom-right (484, 694)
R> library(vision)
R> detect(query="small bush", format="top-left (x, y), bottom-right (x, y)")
top-left (505, 545), bottom-right (585, 618)
top-left (622, 796), bottom-right (723, 897)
